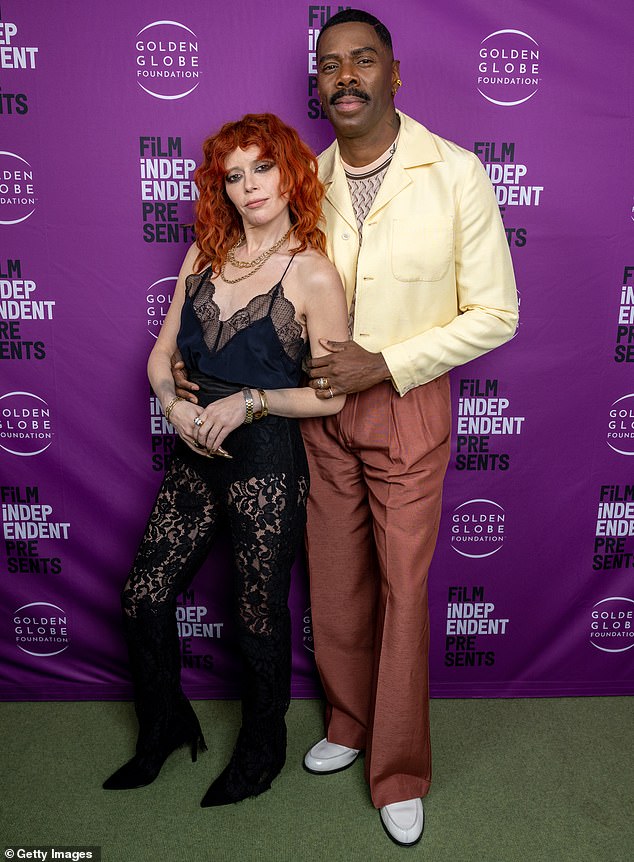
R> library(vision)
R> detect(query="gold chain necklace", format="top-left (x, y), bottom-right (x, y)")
top-left (221, 228), bottom-right (292, 283)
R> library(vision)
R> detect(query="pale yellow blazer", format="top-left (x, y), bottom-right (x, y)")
top-left (318, 111), bottom-right (519, 395)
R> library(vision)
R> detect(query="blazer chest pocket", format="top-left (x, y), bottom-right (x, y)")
top-left (391, 216), bottom-right (454, 282)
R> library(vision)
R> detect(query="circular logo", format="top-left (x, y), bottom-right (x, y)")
top-left (606, 393), bottom-right (634, 455)
top-left (477, 30), bottom-right (540, 106)
top-left (135, 21), bottom-right (200, 100)
top-left (0, 151), bottom-right (37, 224)
top-left (0, 391), bottom-right (54, 456)
top-left (14, 602), bottom-right (70, 657)
top-left (146, 277), bottom-right (176, 338)
top-left (450, 499), bottom-right (505, 558)
top-left (302, 606), bottom-right (314, 653)
top-left (590, 597), bottom-right (634, 653)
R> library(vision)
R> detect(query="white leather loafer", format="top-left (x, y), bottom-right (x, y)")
top-left (380, 798), bottom-right (424, 846)
top-left (303, 738), bottom-right (360, 774)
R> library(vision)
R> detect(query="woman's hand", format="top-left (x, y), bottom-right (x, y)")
top-left (190, 392), bottom-right (246, 453)
top-left (167, 398), bottom-right (212, 456)
top-left (168, 392), bottom-right (246, 456)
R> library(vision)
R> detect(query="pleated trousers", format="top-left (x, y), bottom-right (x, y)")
top-left (301, 374), bottom-right (451, 808)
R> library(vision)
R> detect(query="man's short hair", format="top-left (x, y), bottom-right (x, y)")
top-left (316, 9), bottom-right (393, 55)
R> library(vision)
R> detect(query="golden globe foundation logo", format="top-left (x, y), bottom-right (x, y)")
top-left (450, 499), bottom-right (505, 559)
top-left (0, 391), bottom-right (53, 456)
top-left (477, 30), bottom-right (540, 107)
top-left (606, 393), bottom-right (634, 455)
top-left (590, 597), bottom-right (634, 653)
top-left (135, 21), bottom-right (200, 100)
top-left (302, 606), bottom-right (314, 653)
top-left (14, 601), bottom-right (70, 657)
top-left (0, 151), bottom-right (36, 224)
top-left (146, 276), bottom-right (176, 338)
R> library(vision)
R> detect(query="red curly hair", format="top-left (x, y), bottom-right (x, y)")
top-left (194, 114), bottom-right (326, 273)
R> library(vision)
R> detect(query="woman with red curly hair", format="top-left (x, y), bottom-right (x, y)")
top-left (103, 114), bottom-right (347, 806)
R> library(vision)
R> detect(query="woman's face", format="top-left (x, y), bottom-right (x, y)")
top-left (223, 145), bottom-right (289, 230)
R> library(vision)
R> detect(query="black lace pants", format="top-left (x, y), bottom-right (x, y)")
top-left (120, 416), bottom-right (309, 765)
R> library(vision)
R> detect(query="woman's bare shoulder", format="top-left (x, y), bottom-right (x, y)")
top-left (291, 247), bottom-right (341, 291)
top-left (175, 242), bottom-right (203, 280)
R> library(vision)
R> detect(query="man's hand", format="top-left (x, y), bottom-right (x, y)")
top-left (306, 339), bottom-right (390, 397)
top-left (171, 351), bottom-right (199, 404)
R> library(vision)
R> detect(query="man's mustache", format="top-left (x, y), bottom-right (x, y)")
top-left (330, 89), bottom-right (370, 105)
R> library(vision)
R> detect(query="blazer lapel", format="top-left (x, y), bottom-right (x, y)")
top-left (368, 112), bottom-right (443, 218)
top-left (324, 175), bottom-right (358, 233)
top-left (320, 112), bottom-right (443, 226)
top-left (367, 159), bottom-right (412, 217)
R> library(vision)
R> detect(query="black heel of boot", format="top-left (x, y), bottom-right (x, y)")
top-left (191, 732), bottom-right (208, 764)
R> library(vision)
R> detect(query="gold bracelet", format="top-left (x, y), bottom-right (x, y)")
top-left (254, 389), bottom-right (269, 420)
top-left (242, 388), bottom-right (254, 424)
top-left (164, 395), bottom-right (183, 422)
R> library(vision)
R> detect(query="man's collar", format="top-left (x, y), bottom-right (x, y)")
top-left (319, 111), bottom-right (442, 183)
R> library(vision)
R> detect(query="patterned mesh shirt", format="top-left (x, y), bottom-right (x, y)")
top-left (341, 136), bottom-right (399, 334)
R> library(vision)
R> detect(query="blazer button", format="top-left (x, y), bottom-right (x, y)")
top-left (342, 232), bottom-right (350, 240)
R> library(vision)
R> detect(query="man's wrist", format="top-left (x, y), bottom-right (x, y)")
top-left (374, 351), bottom-right (391, 383)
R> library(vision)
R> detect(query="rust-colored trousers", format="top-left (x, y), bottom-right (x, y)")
top-left (302, 375), bottom-right (451, 808)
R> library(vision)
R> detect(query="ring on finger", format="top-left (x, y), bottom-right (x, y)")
top-left (327, 387), bottom-right (335, 399)
top-left (316, 376), bottom-right (329, 390)
top-left (194, 416), bottom-right (205, 427)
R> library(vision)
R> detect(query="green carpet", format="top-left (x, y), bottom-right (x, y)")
top-left (1, 697), bottom-right (632, 861)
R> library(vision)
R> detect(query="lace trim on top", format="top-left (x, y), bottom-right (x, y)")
top-left (185, 268), bottom-right (305, 362)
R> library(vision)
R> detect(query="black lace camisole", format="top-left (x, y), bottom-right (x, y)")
top-left (177, 259), bottom-right (307, 391)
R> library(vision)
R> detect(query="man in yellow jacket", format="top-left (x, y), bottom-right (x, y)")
top-left (301, 9), bottom-right (518, 847)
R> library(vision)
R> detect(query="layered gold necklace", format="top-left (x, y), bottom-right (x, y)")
top-left (220, 227), bottom-right (292, 283)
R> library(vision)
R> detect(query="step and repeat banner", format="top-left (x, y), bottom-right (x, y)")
top-left (1, 1), bottom-right (632, 700)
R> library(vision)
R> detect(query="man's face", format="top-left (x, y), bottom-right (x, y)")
top-left (316, 21), bottom-right (399, 139)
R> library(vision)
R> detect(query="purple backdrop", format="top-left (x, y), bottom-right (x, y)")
top-left (1, 0), bottom-right (633, 700)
